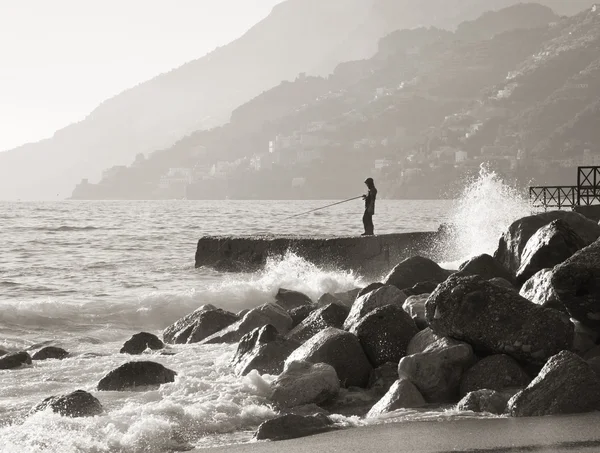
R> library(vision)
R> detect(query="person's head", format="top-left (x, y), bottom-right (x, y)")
top-left (364, 177), bottom-right (375, 189)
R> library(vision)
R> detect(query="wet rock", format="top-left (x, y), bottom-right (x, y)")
top-left (317, 293), bottom-right (342, 307)
top-left (459, 354), bottom-right (530, 397)
top-left (120, 333), bottom-right (164, 355)
top-left (343, 285), bottom-right (407, 330)
top-left (572, 320), bottom-right (598, 356)
top-left (0, 351), bottom-right (32, 370)
top-left (32, 390), bottom-right (103, 417)
top-left (357, 282), bottom-right (385, 299)
top-left (457, 389), bottom-right (511, 415)
top-left (584, 345), bottom-right (600, 361)
top-left (254, 413), bottom-right (335, 441)
top-left (426, 275), bottom-right (574, 365)
top-left (402, 294), bottom-right (429, 325)
top-left (349, 305), bottom-right (418, 367)
top-left (516, 220), bottom-right (586, 285)
top-left (0, 349), bottom-right (7, 357)
top-left (384, 256), bottom-right (452, 291)
top-left (457, 254), bottom-right (514, 283)
top-left (508, 351), bottom-right (600, 416)
top-left (588, 357), bottom-right (600, 377)
top-left (270, 361), bottom-right (340, 408)
top-left (550, 239), bottom-right (600, 329)
top-left (367, 362), bottom-right (398, 397)
top-left (398, 341), bottom-right (475, 403)
top-left (367, 378), bottom-right (426, 417)
top-left (201, 303), bottom-right (292, 344)
top-left (289, 304), bottom-right (314, 328)
top-left (494, 211), bottom-right (600, 274)
top-left (333, 288), bottom-right (361, 307)
top-left (519, 269), bottom-right (565, 311)
top-left (237, 309), bottom-right (250, 318)
top-left (275, 288), bottom-right (312, 311)
top-left (286, 327), bottom-right (372, 388)
top-left (163, 305), bottom-right (235, 344)
top-left (403, 281), bottom-right (440, 297)
top-left (97, 361), bottom-right (176, 391)
top-left (32, 346), bottom-right (69, 361)
top-left (287, 303), bottom-right (349, 343)
top-left (232, 325), bottom-right (301, 376)
top-left (406, 328), bottom-right (441, 356)
top-left (488, 277), bottom-right (516, 290)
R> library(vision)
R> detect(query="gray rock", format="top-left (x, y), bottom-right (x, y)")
top-left (384, 256), bottom-right (452, 291)
top-left (349, 305), bottom-right (418, 367)
top-left (317, 293), bottom-right (342, 307)
top-left (367, 362), bottom-right (398, 397)
top-left (403, 281), bottom-right (440, 296)
top-left (287, 303), bottom-right (349, 343)
top-left (488, 278), bottom-right (516, 290)
top-left (163, 305), bottom-right (234, 344)
top-left (357, 282), bottom-right (385, 299)
top-left (457, 254), bottom-right (514, 283)
top-left (406, 328), bottom-right (441, 356)
top-left (402, 294), bottom-right (429, 324)
top-left (286, 327), bottom-right (372, 388)
top-left (254, 413), bottom-right (335, 441)
top-left (332, 288), bottom-right (361, 308)
top-left (588, 356), bottom-right (600, 377)
top-left (270, 361), bottom-right (340, 408)
top-left (0, 349), bottom-right (8, 357)
top-left (187, 309), bottom-right (240, 344)
top-left (343, 285), bottom-right (407, 330)
top-left (508, 351), bottom-right (600, 416)
top-left (0, 351), bottom-right (32, 370)
top-left (367, 378), bottom-right (426, 417)
top-left (275, 288), bottom-right (312, 311)
top-left (237, 309), bottom-right (249, 318)
top-left (516, 220), bottom-right (586, 285)
top-left (398, 342), bottom-right (475, 403)
top-left (519, 269), bottom-right (565, 311)
top-left (32, 390), bottom-right (103, 417)
top-left (572, 320), bottom-right (598, 356)
top-left (289, 304), bottom-right (314, 328)
top-left (459, 354), bottom-right (530, 397)
top-left (457, 389), bottom-right (511, 415)
top-left (584, 345), bottom-right (600, 361)
top-left (32, 346), bottom-right (69, 361)
top-left (426, 275), bottom-right (574, 365)
top-left (120, 332), bottom-right (164, 355)
top-left (97, 361), bottom-right (176, 391)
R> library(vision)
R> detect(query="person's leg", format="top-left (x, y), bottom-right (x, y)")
top-left (366, 213), bottom-right (374, 235)
top-left (362, 211), bottom-right (368, 235)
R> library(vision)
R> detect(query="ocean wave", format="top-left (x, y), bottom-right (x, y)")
top-left (28, 226), bottom-right (119, 232)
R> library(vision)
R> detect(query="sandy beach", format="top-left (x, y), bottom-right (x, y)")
top-left (203, 412), bottom-right (600, 453)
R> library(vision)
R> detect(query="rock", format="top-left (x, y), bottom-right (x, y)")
top-left (270, 361), bottom-right (340, 408)
top-left (426, 275), bottom-right (574, 365)
top-left (275, 288), bottom-right (312, 311)
top-left (588, 357), bottom-right (600, 377)
top-left (201, 303), bottom-right (292, 344)
top-left (232, 325), bottom-right (301, 376)
top-left (494, 211), bottom-right (600, 274)
top-left (332, 288), bottom-right (361, 307)
top-left (459, 354), bottom-right (530, 397)
top-left (289, 304), bottom-right (314, 328)
top-left (97, 361), bottom-right (176, 391)
top-left (163, 305), bottom-right (235, 344)
top-left (287, 303), bottom-right (349, 343)
top-left (519, 269), bottom-right (565, 311)
top-left (406, 328), bottom-right (441, 356)
top-left (508, 351), bottom-right (600, 416)
top-left (0, 349), bottom-right (7, 357)
top-left (457, 389), bottom-right (511, 415)
top-left (488, 278), bottom-right (516, 290)
top-left (572, 320), bottom-right (598, 356)
top-left (367, 362), bottom-right (398, 397)
top-left (403, 281), bottom-right (440, 296)
top-left (254, 413), bottom-right (335, 441)
top-left (357, 282), bottom-right (385, 299)
top-left (584, 345), bottom-right (600, 361)
top-left (0, 351), bottom-right (32, 370)
top-left (367, 378), bottom-right (426, 417)
top-left (237, 309), bottom-right (250, 318)
top-left (317, 293), bottom-right (342, 307)
top-left (457, 254), bottom-right (514, 283)
top-left (349, 305), bottom-right (418, 367)
top-left (343, 285), bottom-right (407, 330)
top-left (187, 309), bottom-right (240, 344)
top-left (516, 220), bottom-right (586, 285)
top-left (32, 390), bottom-right (103, 417)
top-left (120, 332), bottom-right (164, 355)
top-left (32, 346), bottom-right (69, 361)
top-left (384, 256), bottom-right (452, 291)
top-left (551, 239), bottom-right (600, 329)
top-left (286, 327), bottom-right (372, 388)
top-left (398, 342), bottom-right (475, 403)
top-left (402, 294), bottom-right (429, 324)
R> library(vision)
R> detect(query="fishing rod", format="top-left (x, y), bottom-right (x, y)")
top-left (277, 196), bottom-right (363, 222)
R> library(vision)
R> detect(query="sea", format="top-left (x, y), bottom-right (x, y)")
top-left (0, 170), bottom-right (535, 452)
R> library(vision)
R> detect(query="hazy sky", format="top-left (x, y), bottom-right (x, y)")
top-left (0, 0), bottom-right (283, 152)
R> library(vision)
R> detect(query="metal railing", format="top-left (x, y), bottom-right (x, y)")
top-left (529, 166), bottom-right (600, 209)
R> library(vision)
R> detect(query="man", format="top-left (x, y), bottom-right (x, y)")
top-left (362, 177), bottom-right (377, 236)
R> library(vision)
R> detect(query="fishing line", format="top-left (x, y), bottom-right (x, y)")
top-left (276, 196), bottom-right (363, 223)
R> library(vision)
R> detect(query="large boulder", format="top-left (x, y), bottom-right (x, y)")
top-left (457, 254), bottom-right (514, 283)
top-left (275, 288), bottom-right (312, 311)
top-left (406, 328), bottom-right (441, 356)
top-left (459, 354), bottom-right (530, 397)
top-left (384, 256), bottom-right (452, 291)
top-left (288, 305), bottom-right (314, 328)
top-left (232, 325), bottom-right (301, 376)
top-left (0, 351), bottom-right (31, 370)
top-left (201, 303), bottom-right (292, 344)
top-left (519, 269), bottom-right (564, 311)
top-left (398, 342), bottom-right (475, 403)
top-left (270, 361), bottom-right (340, 408)
top-left (349, 305), bottom-right (418, 367)
top-left (163, 305), bottom-right (235, 344)
top-left (516, 220), bottom-right (586, 285)
top-left (426, 275), bottom-right (574, 365)
top-left (32, 390), bottom-right (103, 417)
top-left (343, 285), bottom-right (407, 330)
top-left (494, 211), bottom-right (600, 274)
top-left (120, 332), bottom-right (164, 355)
top-left (285, 327), bottom-right (372, 388)
top-left (97, 361), bottom-right (176, 391)
top-left (508, 351), bottom-right (600, 416)
top-left (287, 303), bottom-right (349, 343)
top-left (550, 239), bottom-right (600, 329)
top-left (366, 378), bottom-right (426, 417)
top-left (457, 389), bottom-right (511, 415)
top-left (32, 346), bottom-right (69, 361)
top-left (254, 413), bottom-right (335, 441)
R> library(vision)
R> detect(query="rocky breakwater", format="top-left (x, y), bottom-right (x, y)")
top-left (195, 232), bottom-right (440, 277)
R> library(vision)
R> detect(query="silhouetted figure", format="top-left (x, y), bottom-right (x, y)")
top-left (362, 178), bottom-right (377, 236)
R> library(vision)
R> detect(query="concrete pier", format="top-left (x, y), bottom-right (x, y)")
top-left (195, 232), bottom-right (442, 278)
